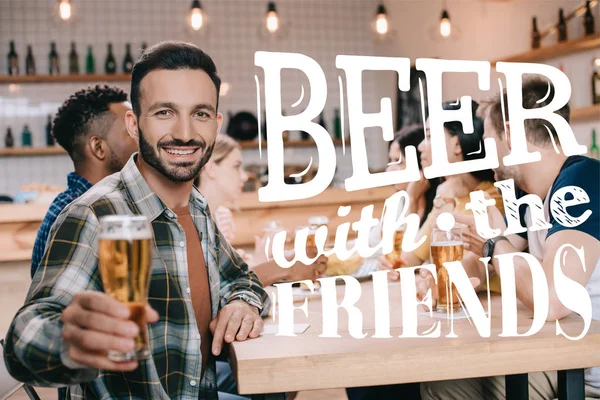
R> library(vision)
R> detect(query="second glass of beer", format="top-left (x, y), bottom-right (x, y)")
top-left (430, 227), bottom-right (464, 313)
top-left (98, 215), bottom-right (153, 361)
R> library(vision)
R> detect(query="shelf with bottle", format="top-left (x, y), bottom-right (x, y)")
top-left (491, 32), bottom-right (600, 66)
top-left (572, 104), bottom-right (600, 122)
top-left (2, 41), bottom-right (145, 84)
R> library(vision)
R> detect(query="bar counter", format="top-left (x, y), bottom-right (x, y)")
top-left (0, 186), bottom-right (396, 263)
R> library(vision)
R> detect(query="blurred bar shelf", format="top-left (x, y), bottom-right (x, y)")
top-left (0, 147), bottom-right (66, 157)
top-left (0, 73), bottom-right (131, 84)
top-left (571, 104), bottom-right (600, 122)
top-left (491, 33), bottom-right (600, 65)
top-left (239, 138), bottom-right (348, 149)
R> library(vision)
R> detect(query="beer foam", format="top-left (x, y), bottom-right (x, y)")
top-left (98, 230), bottom-right (152, 240)
top-left (98, 216), bottom-right (152, 240)
top-left (431, 240), bottom-right (463, 247)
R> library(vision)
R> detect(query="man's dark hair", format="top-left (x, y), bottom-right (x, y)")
top-left (52, 85), bottom-right (128, 163)
top-left (130, 41), bottom-right (221, 117)
top-left (480, 78), bottom-right (570, 147)
top-left (443, 100), bottom-right (495, 182)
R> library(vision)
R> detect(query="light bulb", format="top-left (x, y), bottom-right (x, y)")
top-left (191, 8), bottom-right (203, 30)
top-left (376, 14), bottom-right (388, 35)
top-left (59, 0), bottom-right (71, 21)
top-left (266, 11), bottom-right (279, 33)
top-left (440, 10), bottom-right (451, 38)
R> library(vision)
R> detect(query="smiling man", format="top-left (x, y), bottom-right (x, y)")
top-left (3, 41), bottom-right (270, 400)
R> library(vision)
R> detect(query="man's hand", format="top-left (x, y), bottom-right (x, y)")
top-left (210, 300), bottom-right (263, 356)
top-left (61, 291), bottom-right (159, 371)
top-left (415, 268), bottom-right (480, 311)
top-left (286, 253), bottom-right (328, 282)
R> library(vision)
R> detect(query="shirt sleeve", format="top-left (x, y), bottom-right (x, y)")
top-left (4, 204), bottom-right (101, 386)
top-left (547, 158), bottom-right (600, 240)
top-left (213, 220), bottom-right (271, 317)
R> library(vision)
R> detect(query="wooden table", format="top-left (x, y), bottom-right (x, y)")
top-left (229, 281), bottom-right (600, 399)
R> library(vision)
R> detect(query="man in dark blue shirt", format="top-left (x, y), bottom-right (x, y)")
top-left (31, 85), bottom-right (138, 278)
top-left (422, 79), bottom-right (600, 399)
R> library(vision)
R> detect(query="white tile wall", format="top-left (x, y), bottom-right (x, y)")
top-left (0, 0), bottom-right (393, 196)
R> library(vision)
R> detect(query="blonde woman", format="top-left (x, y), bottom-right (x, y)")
top-left (195, 134), bottom-right (327, 287)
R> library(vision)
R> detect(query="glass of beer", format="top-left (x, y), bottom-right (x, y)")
top-left (98, 215), bottom-right (153, 361)
top-left (430, 227), bottom-right (464, 313)
top-left (385, 227), bottom-right (405, 268)
top-left (295, 225), bottom-right (318, 248)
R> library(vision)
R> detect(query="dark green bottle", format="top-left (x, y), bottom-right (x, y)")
top-left (333, 108), bottom-right (342, 139)
top-left (123, 43), bottom-right (134, 73)
top-left (5, 127), bottom-right (14, 148)
top-left (105, 43), bottom-right (116, 74)
top-left (7, 41), bottom-right (18, 75)
top-left (557, 9), bottom-right (568, 42)
top-left (25, 45), bottom-right (36, 75)
top-left (69, 42), bottom-right (79, 74)
top-left (49, 42), bottom-right (60, 75)
top-left (21, 125), bottom-right (32, 147)
top-left (46, 115), bottom-right (54, 146)
top-left (584, 0), bottom-right (595, 36)
top-left (85, 46), bottom-right (95, 74)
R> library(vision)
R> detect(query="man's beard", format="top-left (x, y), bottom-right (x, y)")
top-left (138, 127), bottom-right (215, 183)
top-left (495, 165), bottom-right (521, 186)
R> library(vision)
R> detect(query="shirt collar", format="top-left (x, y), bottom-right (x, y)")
top-left (120, 153), bottom-right (208, 221)
top-left (66, 172), bottom-right (92, 195)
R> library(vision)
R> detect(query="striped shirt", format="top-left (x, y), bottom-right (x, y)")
top-left (30, 172), bottom-right (92, 278)
top-left (3, 154), bottom-right (270, 399)
top-left (214, 206), bottom-right (235, 243)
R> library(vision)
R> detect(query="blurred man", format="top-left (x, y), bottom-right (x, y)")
top-left (420, 79), bottom-right (600, 399)
top-left (5, 41), bottom-right (270, 400)
top-left (31, 85), bottom-right (138, 278)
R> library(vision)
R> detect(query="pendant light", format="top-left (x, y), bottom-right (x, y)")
top-left (189, 0), bottom-right (204, 31)
top-left (58, 0), bottom-right (72, 21)
top-left (374, 3), bottom-right (389, 35)
top-left (266, 2), bottom-right (279, 33)
top-left (440, 8), bottom-right (451, 37)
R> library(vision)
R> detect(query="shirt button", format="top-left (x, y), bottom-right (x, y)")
top-left (186, 287), bottom-right (191, 294)
top-left (196, 333), bottom-right (201, 340)
top-left (179, 241), bottom-right (185, 248)
top-left (190, 380), bottom-right (197, 387)
top-left (166, 211), bottom-right (173, 218)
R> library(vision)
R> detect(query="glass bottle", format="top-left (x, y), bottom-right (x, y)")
top-left (21, 125), bottom-right (32, 147)
top-left (86, 46), bottom-right (95, 74)
top-left (69, 42), bottom-right (79, 74)
top-left (531, 17), bottom-right (541, 49)
top-left (5, 127), bottom-right (14, 148)
top-left (7, 41), bottom-right (19, 75)
top-left (591, 129), bottom-right (599, 160)
top-left (25, 45), bottom-right (36, 75)
top-left (46, 115), bottom-right (55, 146)
top-left (557, 9), bottom-right (568, 42)
top-left (49, 42), bottom-right (60, 75)
top-left (105, 43), bottom-right (116, 74)
top-left (584, 0), bottom-right (595, 36)
top-left (123, 43), bottom-right (134, 73)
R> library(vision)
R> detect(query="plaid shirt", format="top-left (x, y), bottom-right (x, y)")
top-left (4, 154), bottom-right (270, 400)
top-left (30, 172), bottom-right (92, 278)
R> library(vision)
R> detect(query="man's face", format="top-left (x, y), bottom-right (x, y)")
top-left (104, 101), bottom-right (138, 173)
top-left (483, 113), bottom-right (521, 184)
top-left (134, 69), bottom-right (222, 183)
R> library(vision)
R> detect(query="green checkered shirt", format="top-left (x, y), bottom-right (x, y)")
top-left (3, 154), bottom-right (270, 399)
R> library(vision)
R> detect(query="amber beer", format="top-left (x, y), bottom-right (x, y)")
top-left (385, 228), bottom-right (405, 268)
top-left (430, 227), bottom-right (464, 313)
top-left (98, 216), bottom-right (152, 361)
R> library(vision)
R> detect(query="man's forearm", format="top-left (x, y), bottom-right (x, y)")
top-left (491, 241), bottom-right (536, 311)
